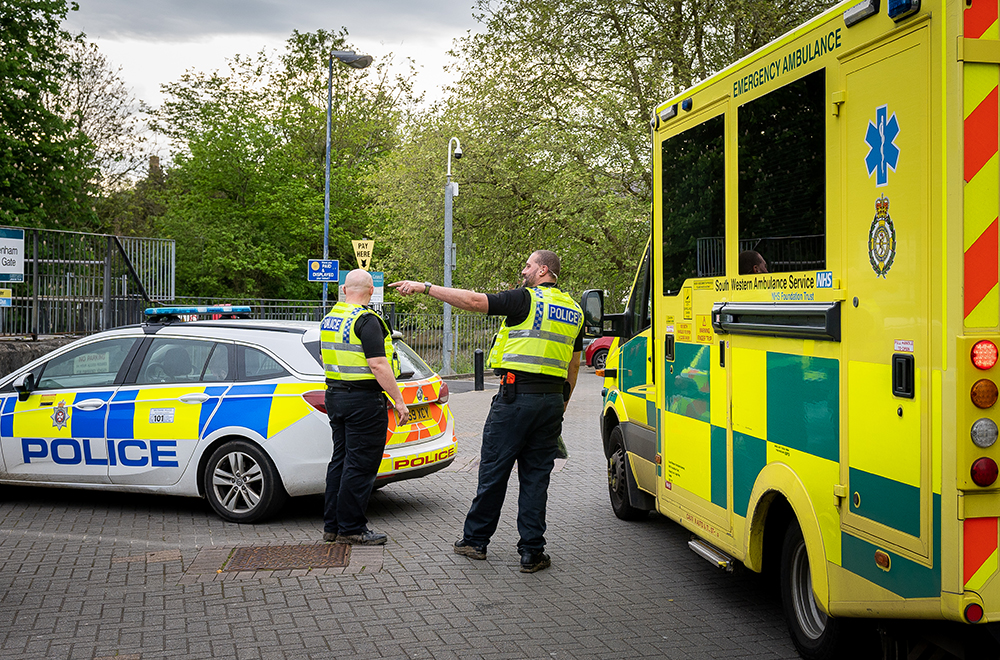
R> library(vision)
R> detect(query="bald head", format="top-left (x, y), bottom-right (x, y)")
top-left (342, 269), bottom-right (374, 304)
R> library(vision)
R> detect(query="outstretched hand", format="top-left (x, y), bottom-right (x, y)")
top-left (389, 280), bottom-right (422, 297)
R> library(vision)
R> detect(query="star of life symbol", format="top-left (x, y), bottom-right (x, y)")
top-left (868, 195), bottom-right (896, 278)
top-left (865, 105), bottom-right (900, 187)
top-left (50, 400), bottom-right (68, 430)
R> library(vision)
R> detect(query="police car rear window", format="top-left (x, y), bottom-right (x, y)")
top-left (394, 340), bottom-right (434, 381)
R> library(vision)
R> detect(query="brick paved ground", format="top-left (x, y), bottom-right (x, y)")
top-left (0, 370), bottom-right (806, 659)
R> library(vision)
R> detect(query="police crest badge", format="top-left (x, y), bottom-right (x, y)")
top-left (868, 195), bottom-right (896, 279)
top-left (50, 400), bottom-right (69, 430)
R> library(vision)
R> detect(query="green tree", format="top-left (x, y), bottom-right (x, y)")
top-left (149, 30), bottom-right (419, 299)
top-left (0, 0), bottom-right (96, 229)
top-left (371, 0), bottom-right (837, 309)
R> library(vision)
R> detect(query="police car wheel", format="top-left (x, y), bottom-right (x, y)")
top-left (592, 349), bottom-right (608, 371)
top-left (607, 426), bottom-right (646, 521)
top-left (204, 440), bottom-right (287, 524)
top-left (780, 520), bottom-right (851, 660)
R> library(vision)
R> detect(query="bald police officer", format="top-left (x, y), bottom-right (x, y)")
top-left (321, 269), bottom-right (409, 545)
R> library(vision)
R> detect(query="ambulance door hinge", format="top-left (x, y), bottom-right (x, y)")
top-left (833, 483), bottom-right (847, 503)
top-left (831, 90), bottom-right (846, 116)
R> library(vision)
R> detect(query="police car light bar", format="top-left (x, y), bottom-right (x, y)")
top-left (144, 305), bottom-right (253, 316)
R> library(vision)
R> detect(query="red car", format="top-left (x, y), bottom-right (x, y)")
top-left (585, 336), bottom-right (614, 370)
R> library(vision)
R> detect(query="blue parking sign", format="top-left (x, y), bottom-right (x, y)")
top-left (307, 260), bottom-right (339, 282)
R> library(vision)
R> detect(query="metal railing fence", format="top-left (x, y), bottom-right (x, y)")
top-left (395, 313), bottom-right (502, 374)
top-left (0, 227), bottom-right (175, 337)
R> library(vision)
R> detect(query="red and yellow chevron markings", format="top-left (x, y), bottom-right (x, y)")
top-left (964, 517), bottom-right (999, 591)
top-left (964, 1), bottom-right (1000, 327)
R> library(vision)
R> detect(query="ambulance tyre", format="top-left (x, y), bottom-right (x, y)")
top-left (607, 426), bottom-right (646, 521)
top-left (204, 440), bottom-right (288, 524)
top-left (780, 520), bottom-right (850, 660)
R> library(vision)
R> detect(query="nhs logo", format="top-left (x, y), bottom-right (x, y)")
top-left (548, 304), bottom-right (581, 326)
top-left (816, 271), bottom-right (833, 288)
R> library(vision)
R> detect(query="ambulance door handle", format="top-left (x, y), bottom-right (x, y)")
top-left (73, 399), bottom-right (106, 411)
top-left (179, 393), bottom-right (210, 404)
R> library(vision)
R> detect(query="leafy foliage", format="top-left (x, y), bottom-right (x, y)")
top-left (371, 0), bottom-right (837, 311)
top-left (0, 0), bottom-right (96, 229)
top-left (148, 31), bottom-right (420, 299)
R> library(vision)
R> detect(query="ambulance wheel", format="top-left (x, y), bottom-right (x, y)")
top-left (204, 440), bottom-right (287, 524)
top-left (607, 426), bottom-right (646, 521)
top-left (780, 520), bottom-right (850, 660)
top-left (592, 349), bottom-right (608, 371)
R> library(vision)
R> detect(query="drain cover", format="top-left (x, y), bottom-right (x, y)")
top-left (223, 543), bottom-right (350, 571)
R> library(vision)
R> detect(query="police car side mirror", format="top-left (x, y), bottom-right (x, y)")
top-left (14, 373), bottom-right (34, 401)
top-left (581, 289), bottom-right (604, 337)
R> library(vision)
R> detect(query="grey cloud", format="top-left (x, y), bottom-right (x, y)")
top-left (67, 0), bottom-right (477, 41)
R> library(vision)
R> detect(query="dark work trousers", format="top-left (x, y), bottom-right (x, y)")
top-left (324, 387), bottom-right (388, 535)
top-left (462, 391), bottom-right (563, 553)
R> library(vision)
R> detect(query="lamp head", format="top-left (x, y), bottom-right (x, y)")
top-left (331, 50), bottom-right (373, 69)
top-left (454, 144), bottom-right (462, 159)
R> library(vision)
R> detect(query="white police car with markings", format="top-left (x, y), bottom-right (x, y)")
top-left (0, 306), bottom-right (457, 523)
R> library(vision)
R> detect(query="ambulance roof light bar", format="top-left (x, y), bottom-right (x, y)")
top-left (843, 0), bottom-right (879, 27)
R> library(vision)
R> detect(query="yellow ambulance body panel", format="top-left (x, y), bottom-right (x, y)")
top-left (595, 0), bottom-right (1000, 648)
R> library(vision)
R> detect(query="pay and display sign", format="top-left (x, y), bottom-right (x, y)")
top-left (0, 228), bottom-right (25, 282)
top-left (307, 259), bottom-right (339, 282)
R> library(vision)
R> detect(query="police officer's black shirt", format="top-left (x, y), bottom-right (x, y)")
top-left (326, 312), bottom-right (387, 391)
top-left (485, 282), bottom-right (584, 386)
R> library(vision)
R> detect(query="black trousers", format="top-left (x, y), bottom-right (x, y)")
top-left (323, 387), bottom-right (388, 535)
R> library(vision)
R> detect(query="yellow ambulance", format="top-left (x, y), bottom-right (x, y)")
top-left (584, 1), bottom-right (1000, 657)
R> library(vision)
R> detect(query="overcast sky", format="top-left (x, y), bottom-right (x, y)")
top-left (64, 0), bottom-right (483, 108)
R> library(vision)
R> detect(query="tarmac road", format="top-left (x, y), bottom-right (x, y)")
top-left (0, 369), bottom-right (827, 659)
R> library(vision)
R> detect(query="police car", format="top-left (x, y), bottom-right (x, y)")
top-left (0, 306), bottom-right (457, 523)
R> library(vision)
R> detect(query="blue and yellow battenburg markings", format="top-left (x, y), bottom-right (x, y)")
top-left (1, 382), bottom-right (318, 468)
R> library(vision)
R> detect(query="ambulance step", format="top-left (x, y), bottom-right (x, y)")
top-left (688, 538), bottom-right (735, 572)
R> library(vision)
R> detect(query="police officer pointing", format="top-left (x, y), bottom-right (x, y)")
top-left (321, 269), bottom-right (409, 545)
top-left (390, 250), bottom-right (584, 572)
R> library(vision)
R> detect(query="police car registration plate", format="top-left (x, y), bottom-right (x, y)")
top-left (410, 405), bottom-right (432, 422)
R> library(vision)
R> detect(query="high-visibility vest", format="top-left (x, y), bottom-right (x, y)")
top-left (488, 286), bottom-right (583, 378)
top-left (320, 304), bottom-right (398, 382)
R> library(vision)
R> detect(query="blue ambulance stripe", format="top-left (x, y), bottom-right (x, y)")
top-left (841, 494), bottom-right (941, 598)
top-left (3, 395), bottom-right (16, 414)
top-left (711, 424), bottom-right (727, 508)
top-left (70, 390), bottom-right (115, 439)
top-left (733, 431), bottom-right (766, 518)
top-left (107, 390), bottom-right (138, 439)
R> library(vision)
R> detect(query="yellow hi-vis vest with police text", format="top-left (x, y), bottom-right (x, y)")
top-left (320, 303), bottom-right (398, 382)
top-left (488, 286), bottom-right (583, 378)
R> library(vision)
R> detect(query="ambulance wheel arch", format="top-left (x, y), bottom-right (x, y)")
top-left (744, 462), bottom-right (830, 609)
top-left (600, 399), bottom-right (627, 459)
top-left (199, 436), bottom-right (288, 523)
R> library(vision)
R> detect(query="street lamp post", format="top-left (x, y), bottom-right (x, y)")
top-left (442, 137), bottom-right (462, 375)
top-left (324, 49), bottom-right (373, 310)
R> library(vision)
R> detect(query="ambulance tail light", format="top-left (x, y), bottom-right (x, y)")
top-left (972, 340), bottom-right (999, 370)
top-left (437, 381), bottom-right (450, 404)
top-left (302, 390), bottom-right (327, 414)
top-left (972, 379), bottom-right (999, 409)
top-left (966, 603), bottom-right (985, 624)
top-left (971, 458), bottom-right (999, 488)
